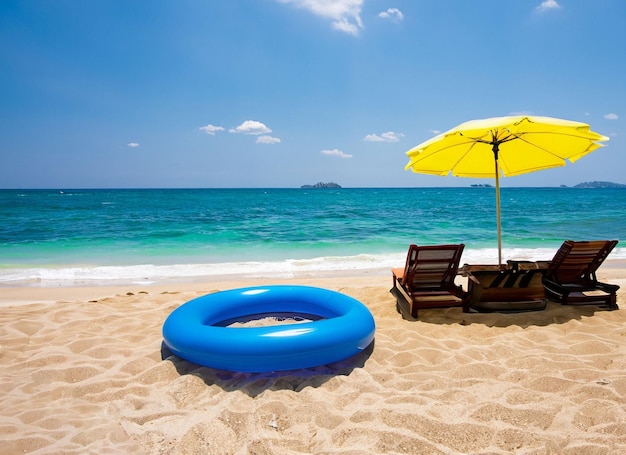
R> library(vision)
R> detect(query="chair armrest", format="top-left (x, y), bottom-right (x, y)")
top-left (541, 276), bottom-right (565, 290)
top-left (543, 276), bottom-right (619, 293)
top-left (391, 268), bottom-right (404, 287)
top-left (595, 281), bottom-right (620, 293)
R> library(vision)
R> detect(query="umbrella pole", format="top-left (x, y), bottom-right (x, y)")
top-left (494, 149), bottom-right (503, 267)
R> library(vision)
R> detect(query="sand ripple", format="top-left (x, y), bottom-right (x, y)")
top-left (1, 277), bottom-right (626, 454)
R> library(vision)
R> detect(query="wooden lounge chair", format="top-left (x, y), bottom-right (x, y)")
top-left (542, 240), bottom-right (620, 310)
top-left (390, 244), bottom-right (466, 319)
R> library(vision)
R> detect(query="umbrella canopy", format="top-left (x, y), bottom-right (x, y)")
top-left (405, 115), bottom-right (609, 265)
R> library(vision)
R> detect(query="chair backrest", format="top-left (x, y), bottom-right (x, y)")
top-left (403, 244), bottom-right (465, 290)
top-left (545, 240), bottom-right (618, 283)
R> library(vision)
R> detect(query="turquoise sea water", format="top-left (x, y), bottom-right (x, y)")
top-left (1, 188), bottom-right (625, 286)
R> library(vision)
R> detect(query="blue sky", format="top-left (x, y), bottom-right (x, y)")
top-left (1, 0), bottom-right (624, 188)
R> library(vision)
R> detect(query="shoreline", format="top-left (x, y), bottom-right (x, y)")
top-left (2, 257), bottom-right (625, 292)
top-left (2, 268), bottom-right (625, 453)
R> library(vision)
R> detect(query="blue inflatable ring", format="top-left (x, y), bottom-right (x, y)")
top-left (162, 285), bottom-right (375, 372)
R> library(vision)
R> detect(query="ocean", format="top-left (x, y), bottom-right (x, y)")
top-left (1, 188), bottom-right (625, 286)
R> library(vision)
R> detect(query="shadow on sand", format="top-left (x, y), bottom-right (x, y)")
top-left (161, 341), bottom-right (375, 397)
top-left (400, 299), bottom-right (617, 328)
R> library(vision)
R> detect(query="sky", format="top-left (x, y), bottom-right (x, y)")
top-left (1, 0), bottom-right (624, 189)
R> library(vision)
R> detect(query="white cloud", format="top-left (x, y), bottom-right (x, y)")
top-left (127, 142), bottom-right (140, 148)
top-left (321, 148), bottom-right (352, 158)
top-left (277, 0), bottom-right (364, 35)
top-left (333, 18), bottom-right (361, 35)
top-left (229, 120), bottom-right (272, 135)
top-left (257, 135), bottom-right (281, 144)
top-left (378, 8), bottom-right (404, 22)
top-left (429, 130), bottom-right (441, 135)
top-left (535, 0), bottom-right (561, 13)
top-left (364, 131), bottom-right (404, 142)
top-left (199, 124), bottom-right (225, 135)
top-left (604, 113), bottom-right (619, 120)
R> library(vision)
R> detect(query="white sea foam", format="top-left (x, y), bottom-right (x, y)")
top-left (1, 247), bottom-right (624, 288)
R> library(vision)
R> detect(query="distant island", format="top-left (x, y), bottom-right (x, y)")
top-left (572, 181), bottom-right (626, 189)
top-left (470, 184), bottom-right (493, 188)
top-left (301, 182), bottom-right (342, 189)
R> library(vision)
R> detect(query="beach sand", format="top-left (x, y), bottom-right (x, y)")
top-left (2, 265), bottom-right (626, 454)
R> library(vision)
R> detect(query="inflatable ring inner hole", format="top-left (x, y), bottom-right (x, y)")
top-left (214, 312), bottom-right (324, 327)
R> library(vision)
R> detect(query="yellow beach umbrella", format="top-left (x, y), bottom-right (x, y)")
top-left (405, 115), bottom-right (609, 266)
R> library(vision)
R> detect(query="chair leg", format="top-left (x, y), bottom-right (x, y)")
top-left (462, 293), bottom-right (471, 313)
top-left (609, 294), bottom-right (619, 311)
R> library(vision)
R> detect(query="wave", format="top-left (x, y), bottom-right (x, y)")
top-left (3, 247), bottom-right (625, 288)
